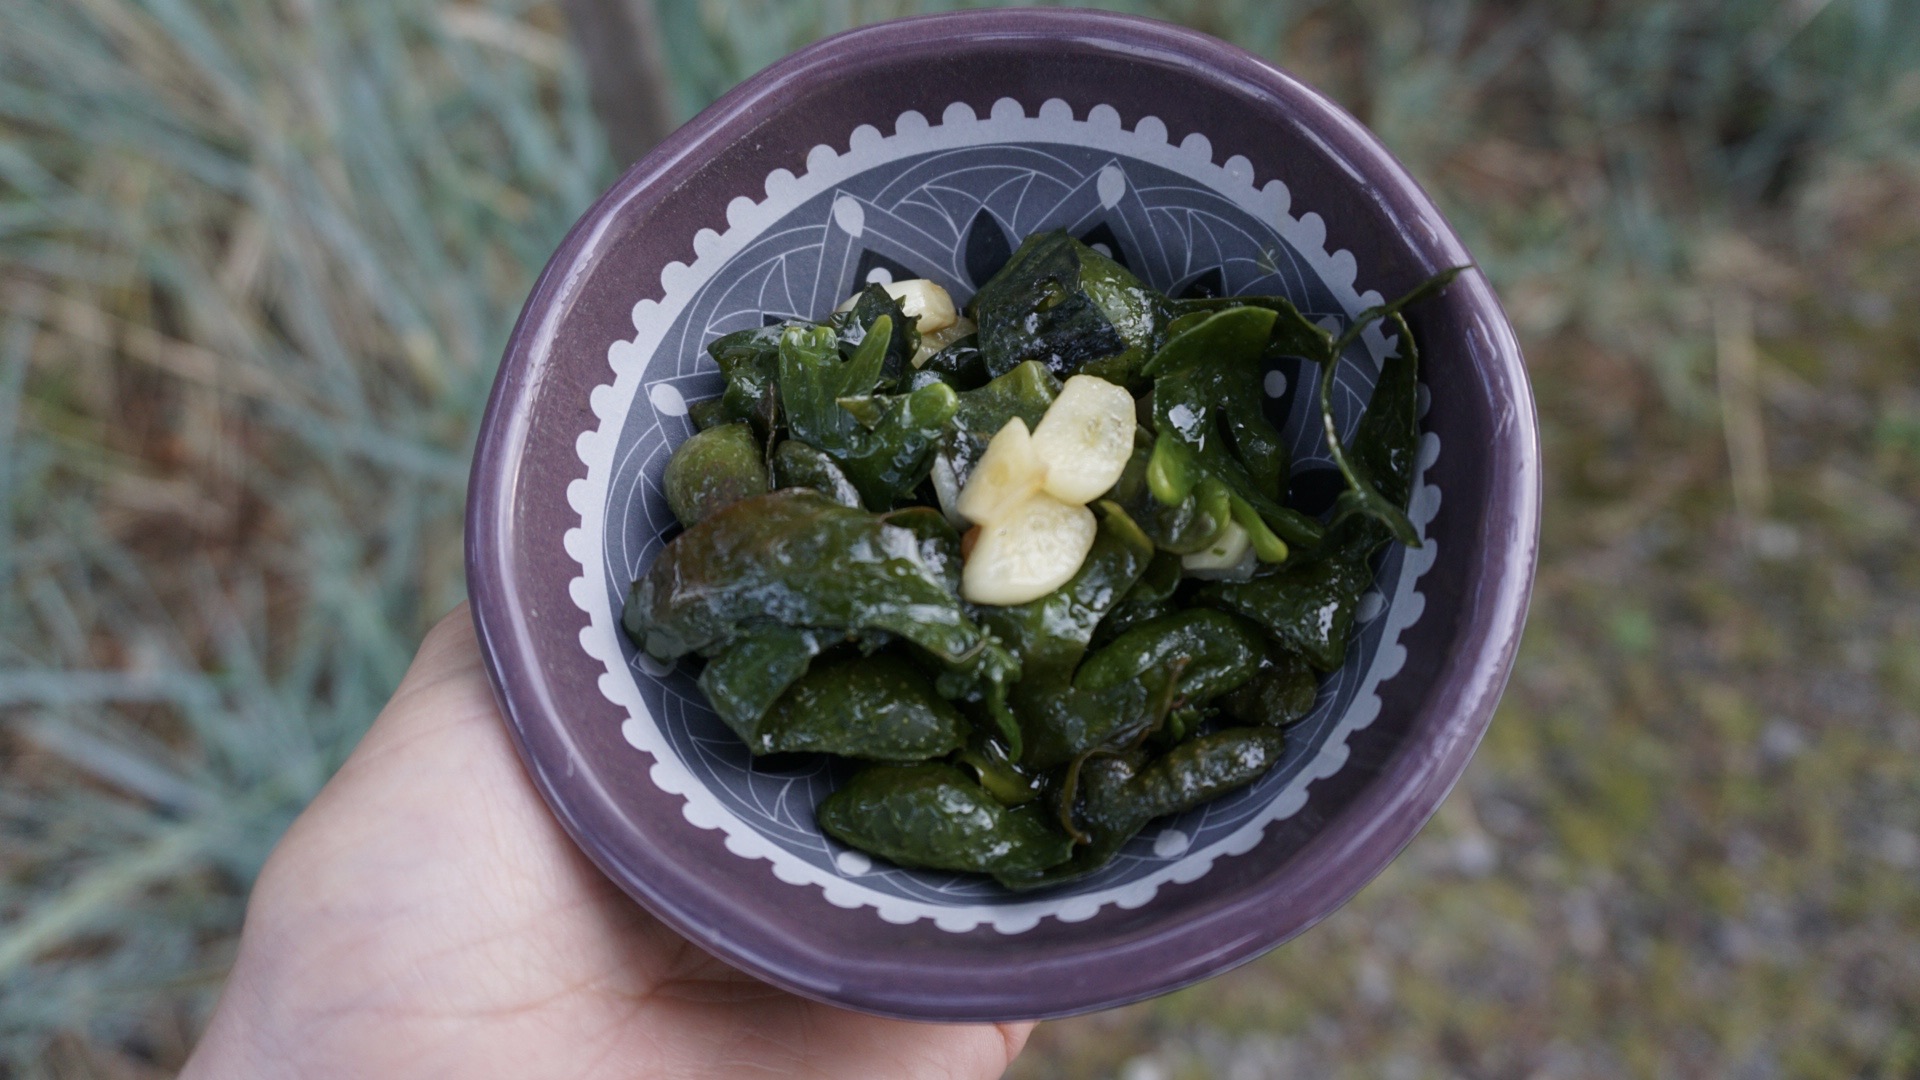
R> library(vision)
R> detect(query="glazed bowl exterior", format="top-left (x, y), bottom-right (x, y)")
top-left (466, 8), bottom-right (1539, 1021)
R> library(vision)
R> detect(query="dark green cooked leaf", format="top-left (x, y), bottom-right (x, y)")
top-left (828, 283), bottom-right (920, 392)
top-left (1143, 305), bottom-right (1322, 560)
top-left (704, 324), bottom-right (785, 438)
top-left (996, 727), bottom-right (1287, 890)
top-left (1108, 431), bottom-right (1234, 555)
top-left (747, 654), bottom-right (966, 761)
top-left (1221, 641), bottom-right (1321, 727)
top-left (1317, 268), bottom-right (1463, 548)
top-left (818, 764), bottom-right (1074, 875)
top-left (1196, 547), bottom-right (1376, 672)
top-left (777, 321), bottom-right (957, 508)
top-left (623, 489), bottom-right (1015, 693)
top-left (696, 625), bottom-right (826, 735)
top-left (1018, 608), bottom-right (1265, 771)
top-left (971, 230), bottom-right (1171, 386)
top-left (770, 439), bottom-right (862, 508)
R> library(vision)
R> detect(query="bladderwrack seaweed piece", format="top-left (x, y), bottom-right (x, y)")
top-left (1166, 291), bottom-right (1339, 366)
top-left (915, 332), bottom-right (988, 390)
top-left (1126, 726), bottom-right (1289, 820)
top-left (1073, 608), bottom-right (1266, 706)
top-left (776, 321), bottom-right (958, 508)
top-left (993, 754), bottom-right (1144, 889)
top-left (1322, 308), bottom-right (1423, 548)
top-left (770, 439), bottom-right (863, 508)
top-left (932, 652), bottom-right (1024, 760)
top-left (1017, 608), bottom-right (1266, 771)
top-left (687, 396), bottom-right (727, 431)
top-left (955, 727), bottom-right (1045, 806)
top-left (661, 422), bottom-right (770, 528)
top-left (1221, 640), bottom-right (1320, 727)
top-left (971, 230), bottom-right (1172, 385)
top-left (696, 625), bottom-right (829, 737)
top-left (623, 489), bottom-right (1005, 673)
top-left (1141, 305), bottom-right (1291, 504)
top-left (1196, 546), bottom-right (1376, 673)
top-left (877, 506), bottom-right (964, 595)
top-left (1143, 312), bottom-right (1322, 559)
top-left (804, 318), bottom-right (960, 499)
top-left (817, 764), bottom-right (1074, 876)
top-left (1015, 680), bottom-right (1153, 773)
top-left (778, 323), bottom-right (877, 447)
top-left (838, 383), bottom-right (962, 506)
top-left (743, 654), bottom-right (966, 761)
top-left (703, 324), bottom-right (785, 437)
top-left (1092, 548), bottom-right (1184, 647)
top-left (1317, 268), bottom-right (1462, 548)
top-left (996, 726), bottom-right (1287, 890)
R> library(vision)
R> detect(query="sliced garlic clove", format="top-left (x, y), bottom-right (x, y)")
top-left (1031, 374), bottom-right (1137, 504)
top-left (962, 492), bottom-right (1097, 605)
top-left (930, 452), bottom-right (967, 527)
top-left (955, 417), bottom-right (1045, 526)
top-left (1181, 519), bottom-right (1257, 580)
top-left (883, 278), bottom-right (957, 334)
top-left (840, 280), bottom-right (961, 361)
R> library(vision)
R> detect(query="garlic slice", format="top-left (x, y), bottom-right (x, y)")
top-left (930, 453), bottom-right (967, 527)
top-left (883, 279), bottom-right (957, 334)
top-left (954, 376), bottom-right (1143, 604)
top-left (1030, 374), bottom-right (1136, 504)
top-left (955, 417), bottom-right (1044, 526)
top-left (834, 279), bottom-right (958, 335)
top-left (961, 493), bottom-right (1098, 605)
top-left (1181, 520), bottom-right (1257, 580)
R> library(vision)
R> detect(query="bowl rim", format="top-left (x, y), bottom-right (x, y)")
top-left (467, 7), bottom-right (1540, 1020)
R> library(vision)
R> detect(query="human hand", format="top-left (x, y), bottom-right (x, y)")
top-left (182, 605), bottom-right (1031, 1079)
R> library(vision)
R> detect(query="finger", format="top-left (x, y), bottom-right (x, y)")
top-left (359, 603), bottom-right (497, 749)
top-left (1000, 1019), bottom-right (1035, 1061)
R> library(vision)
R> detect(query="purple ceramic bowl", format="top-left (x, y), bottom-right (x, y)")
top-left (466, 9), bottom-right (1538, 1021)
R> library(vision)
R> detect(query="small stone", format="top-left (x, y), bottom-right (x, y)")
top-left (1760, 718), bottom-right (1806, 763)
top-left (1356, 957), bottom-right (1392, 1006)
top-left (1876, 828), bottom-right (1919, 869)
top-left (1454, 832), bottom-right (1497, 877)
top-left (1751, 521), bottom-right (1800, 560)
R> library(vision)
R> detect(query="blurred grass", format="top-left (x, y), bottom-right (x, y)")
top-left (2, 0), bottom-right (1917, 1076)
top-left (0, 0), bottom-right (605, 1070)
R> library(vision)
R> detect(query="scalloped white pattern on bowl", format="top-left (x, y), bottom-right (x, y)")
top-left (563, 97), bottom-right (1440, 934)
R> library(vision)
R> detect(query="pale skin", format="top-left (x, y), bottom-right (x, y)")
top-left (183, 606), bottom-right (1031, 1079)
